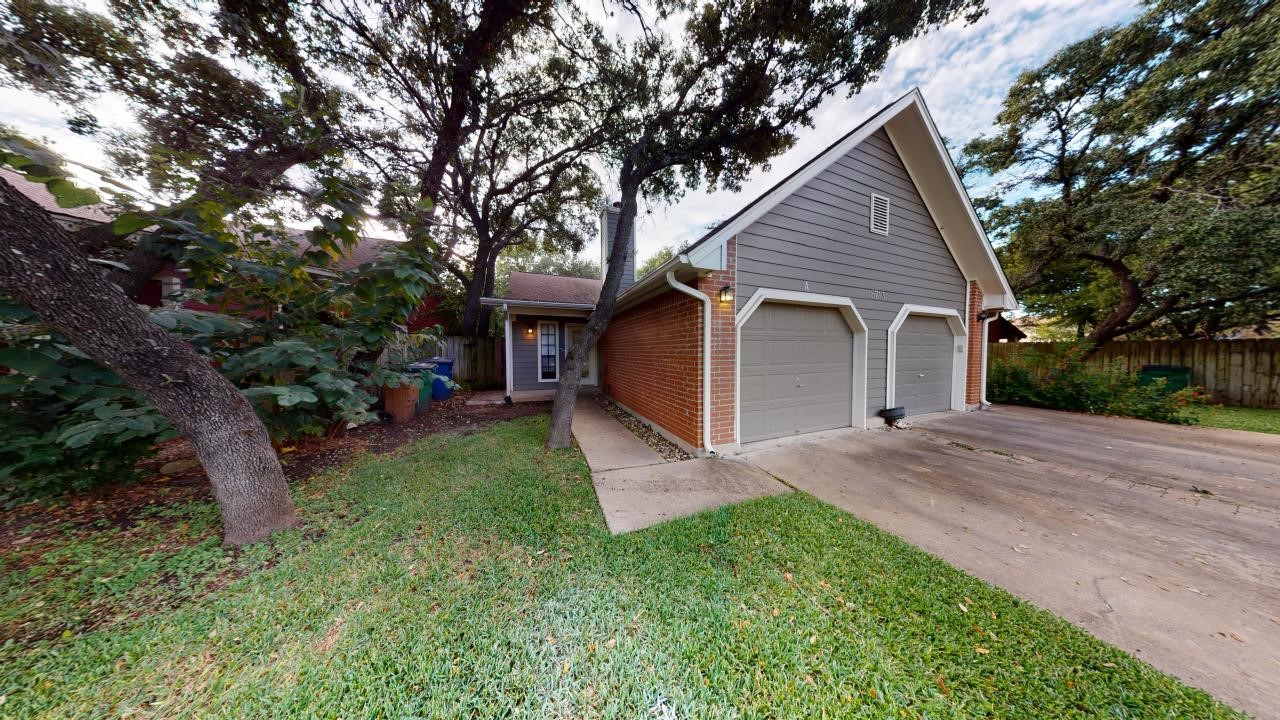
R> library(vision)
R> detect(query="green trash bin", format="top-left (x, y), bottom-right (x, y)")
top-left (1138, 364), bottom-right (1191, 392)
top-left (406, 361), bottom-right (436, 414)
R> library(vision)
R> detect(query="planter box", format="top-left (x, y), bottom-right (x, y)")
top-left (383, 383), bottom-right (418, 424)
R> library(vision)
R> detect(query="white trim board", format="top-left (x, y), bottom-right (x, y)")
top-left (503, 304), bottom-right (514, 398)
top-left (885, 304), bottom-right (967, 412)
top-left (734, 288), bottom-right (871, 445)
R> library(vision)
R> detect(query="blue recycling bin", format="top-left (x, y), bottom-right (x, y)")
top-left (429, 356), bottom-right (454, 401)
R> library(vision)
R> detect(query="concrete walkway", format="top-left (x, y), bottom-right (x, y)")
top-left (571, 400), bottom-right (664, 471)
top-left (573, 400), bottom-right (788, 534)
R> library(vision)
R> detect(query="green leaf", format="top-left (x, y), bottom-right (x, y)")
top-left (113, 212), bottom-right (154, 235)
top-left (0, 348), bottom-right (57, 376)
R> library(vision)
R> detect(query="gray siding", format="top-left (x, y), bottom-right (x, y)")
top-left (735, 128), bottom-right (967, 417)
top-left (601, 207), bottom-right (636, 293)
top-left (511, 315), bottom-right (598, 392)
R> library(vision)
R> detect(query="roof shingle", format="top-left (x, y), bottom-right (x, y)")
top-left (503, 271), bottom-right (602, 305)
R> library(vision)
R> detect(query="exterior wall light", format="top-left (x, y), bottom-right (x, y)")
top-left (526, 325), bottom-right (535, 335)
top-left (719, 285), bottom-right (734, 303)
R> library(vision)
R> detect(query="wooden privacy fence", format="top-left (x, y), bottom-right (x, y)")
top-left (989, 340), bottom-right (1280, 409)
top-left (435, 336), bottom-right (503, 387)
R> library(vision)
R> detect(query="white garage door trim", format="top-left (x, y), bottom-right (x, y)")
top-left (886, 304), bottom-right (967, 412)
top-left (735, 289), bottom-right (870, 445)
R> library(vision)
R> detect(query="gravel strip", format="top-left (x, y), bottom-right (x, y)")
top-left (595, 395), bottom-right (693, 462)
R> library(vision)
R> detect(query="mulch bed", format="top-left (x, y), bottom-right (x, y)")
top-left (595, 395), bottom-right (692, 462)
top-left (0, 392), bottom-right (549, 547)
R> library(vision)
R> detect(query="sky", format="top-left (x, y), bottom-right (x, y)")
top-left (624, 0), bottom-right (1142, 262)
top-left (0, 0), bottom-right (1141, 260)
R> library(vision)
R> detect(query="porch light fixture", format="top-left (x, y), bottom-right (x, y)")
top-left (526, 325), bottom-right (535, 335)
top-left (719, 284), bottom-right (734, 303)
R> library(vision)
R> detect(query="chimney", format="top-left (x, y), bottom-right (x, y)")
top-left (600, 202), bottom-right (636, 294)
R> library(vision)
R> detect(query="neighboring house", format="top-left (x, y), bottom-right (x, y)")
top-left (484, 89), bottom-right (1015, 455)
top-left (988, 315), bottom-right (1027, 343)
top-left (0, 167), bottom-right (113, 231)
top-left (2, 169), bottom-right (447, 331)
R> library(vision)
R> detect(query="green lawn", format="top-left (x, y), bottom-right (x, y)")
top-left (1195, 405), bottom-right (1280, 435)
top-left (0, 416), bottom-right (1240, 718)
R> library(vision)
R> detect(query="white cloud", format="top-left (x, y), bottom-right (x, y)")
top-left (627, 0), bottom-right (1141, 263)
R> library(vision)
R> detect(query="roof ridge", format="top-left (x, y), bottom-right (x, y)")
top-left (509, 270), bottom-right (602, 281)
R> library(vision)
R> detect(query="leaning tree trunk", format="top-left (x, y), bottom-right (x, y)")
top-left (0, 180), bottom-right (297, 546)
top-left (546, 171), bottom-right (640, 448)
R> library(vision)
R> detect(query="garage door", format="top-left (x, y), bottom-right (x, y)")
top-left (894, 315), bottom-right (955, 415)
top-left (740, 303), bottom-right (854, 443)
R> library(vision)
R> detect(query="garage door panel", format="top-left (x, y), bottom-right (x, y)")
top-left (741, 303), bottom-right (855, 443)
top-left (894, 315), bottom-right (955, 415)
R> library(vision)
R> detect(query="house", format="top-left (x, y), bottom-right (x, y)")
top-left (483, 89), bottom-right (1015, 455)
top-left (1, 168), bottom-right (450, 331)
top-left (987, 314), bottom-right (1027, 343)
top-left (0, 167), bottom-right (113, 231)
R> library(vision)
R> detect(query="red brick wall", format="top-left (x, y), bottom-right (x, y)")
top-left (599, 288), bottom-right (703, 447)
top-left (965, 281), bottom-right (984, 405)
top-left (693, 235), bottom-right (737, 446)
top-left (598, 236), bottom-right (739, 450)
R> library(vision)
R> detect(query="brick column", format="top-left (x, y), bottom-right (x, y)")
top-left (694, 235), bottom-right (738, 448)
top-left (965, 281), bottom-right (984, 406)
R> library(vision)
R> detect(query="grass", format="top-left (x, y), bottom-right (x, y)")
top-left (1194, 405), bottom-right (1280, 435)
top-left (0, 416), bottom-right (1242, 718)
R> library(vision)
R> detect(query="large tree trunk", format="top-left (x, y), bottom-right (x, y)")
top-left (415, 0), bottom-right (530, 213)
top-left (477, 266), bottom-right (496, 338)
top-left (546, 171), bottom-right (639, 448)
top-left (459, 240), bottom-right (496, 337)
top-left (0, 180), bottom-right (297, 546)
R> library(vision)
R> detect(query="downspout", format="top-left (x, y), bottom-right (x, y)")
top-left (980, 316), bottom-right (991, 406)
top-left (665, 270), bottom-right (717, 457)
top-left (503, 304), bottom-right (514, 401)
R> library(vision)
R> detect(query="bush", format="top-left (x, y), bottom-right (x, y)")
top-left (0, 330), bottom-right (175, 505)
top-left (988, 342), bottom-right (1207, 424)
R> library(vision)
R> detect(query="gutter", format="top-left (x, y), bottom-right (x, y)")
top-left (664, 270), bottom-right (717, 458)
top-left (479, 297), bottom-right (595, 310)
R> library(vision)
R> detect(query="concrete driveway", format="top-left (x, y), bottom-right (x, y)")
top-left (743, 405), bottom-right (1280, 718)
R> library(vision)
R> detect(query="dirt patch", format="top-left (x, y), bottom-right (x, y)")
top-left (0, 392), bottom-right (549, 548)
top-left (595, 395), bottom-right (692, 462)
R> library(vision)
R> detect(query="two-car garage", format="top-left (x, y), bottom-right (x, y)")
top-left (737, 296), bottom-right (965, 444)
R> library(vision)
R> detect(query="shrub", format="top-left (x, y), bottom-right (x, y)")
top-left (0, 327), bottom-right (174, 505)
top-left (988, 342), bottom-right (1207, 424)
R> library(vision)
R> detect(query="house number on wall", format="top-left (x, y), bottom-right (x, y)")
top-left (868, 289), bottom-right (886, 301)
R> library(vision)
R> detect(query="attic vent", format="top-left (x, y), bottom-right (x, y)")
top-left (869, 193), bottom-right (891, 235)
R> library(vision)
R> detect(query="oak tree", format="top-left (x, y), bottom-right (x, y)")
top-left (964, 0), bottom-right (1280, 348)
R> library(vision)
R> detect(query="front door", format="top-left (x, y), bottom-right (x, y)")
top-left (566, 325), bottom-right (598, 386)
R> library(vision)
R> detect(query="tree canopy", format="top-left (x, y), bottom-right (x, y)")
top-left (964, 0), bottom-right (1280, 345)
top-left (636, 245), bottom-right (677, 279)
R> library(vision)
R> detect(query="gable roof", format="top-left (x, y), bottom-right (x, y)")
top-left (622, 89), bottom-right (1016, 311)
top-left (502, 271), bottom-right (602, 306)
